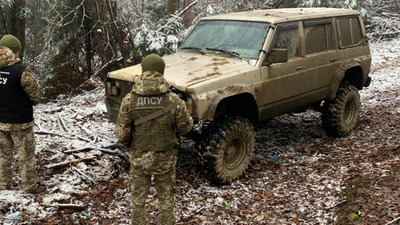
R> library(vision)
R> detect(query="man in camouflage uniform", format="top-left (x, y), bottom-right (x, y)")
top-left (116, 54), bottom-right (193, 225)
top-left (0, 35), bottom-right (45, 193)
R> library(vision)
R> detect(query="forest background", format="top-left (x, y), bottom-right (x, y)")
top-left (0, 0), bottom-right (398, 100)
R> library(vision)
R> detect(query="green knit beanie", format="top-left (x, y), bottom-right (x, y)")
top-left (141, 54), bottom-right (165, 75)
top-left (0, 35), bottom-right (22, 53)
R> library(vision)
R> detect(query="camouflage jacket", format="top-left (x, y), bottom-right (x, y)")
top-left (0, 46), bottom-right (42, 131)
top-left (115, 70), bottom-right (193, 151)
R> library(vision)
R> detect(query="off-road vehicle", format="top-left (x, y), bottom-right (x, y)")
top-left (105, 8), bottom-right (371, 185)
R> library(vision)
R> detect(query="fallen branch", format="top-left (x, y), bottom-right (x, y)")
top-left (96, 147), bottom-right (124, 155)
top-left (72, 167), bottom-right (97, 184)
top-left (80, 126), bottom-right (98, 143)
top-left (57, 113), bottom-right (68, 132)
top-left (385, 217), bottom-right (400, 225)
top-left (95, 148), bottom-right (130, 163)
top-left (325, 200), bottom-right (349, 211)
top-left (35, 130), bottom-right (92, 143)
top-left (64, 145), bottom-right (130, 164)
top-left (64, 147), bottom-right (120, 155)
top-left (104, 141), bottom-right (120, 149)
top-left (64, 147), bottom-right (92, 154)
top-left (35, 130), bottom-right (68, 137)
top-left (76, 135), bottom-right (92, 142)
top-left (34, 122), bottom-right (43, 131)
top-left (45, 157), bottom-right (95, 169)
top-left (42, 107), bottom-right (63, 113)
top-left (46, 203), bottom-right (86, 211)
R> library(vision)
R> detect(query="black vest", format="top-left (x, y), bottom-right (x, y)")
top-left (0, 63), bottom-right (34, 124)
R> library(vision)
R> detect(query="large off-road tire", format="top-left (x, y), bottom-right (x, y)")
top-left (197, 116), bottom-right (255, 185)
top-left (322, 82), bottom-right (361, 137)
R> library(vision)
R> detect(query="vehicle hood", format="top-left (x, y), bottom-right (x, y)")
top-left (107, 51), bottom-right (256, 91)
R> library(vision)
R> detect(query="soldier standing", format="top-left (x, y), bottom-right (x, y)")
top-left (0, 35), bottom-right (45, 193)
top-left (116, 54), bottom-right (193, 225)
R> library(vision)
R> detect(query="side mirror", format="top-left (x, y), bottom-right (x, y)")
top-left (264, 48), bottom-right (288, 65)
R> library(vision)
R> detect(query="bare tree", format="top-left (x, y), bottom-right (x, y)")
top-left (167, 0), bottom-right (180, 14)
top-left (0, 0), bottom-right (28, 59)
top-left (105, 0), bottom-right (131, 67)
top-left (13, 0), bottom-right (26, 59)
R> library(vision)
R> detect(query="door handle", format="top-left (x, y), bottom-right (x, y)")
top-left (296, 66), bottom-right (303, 70)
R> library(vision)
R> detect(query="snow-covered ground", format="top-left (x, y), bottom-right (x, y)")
top-left (0, 38), bottom-right (399, 224)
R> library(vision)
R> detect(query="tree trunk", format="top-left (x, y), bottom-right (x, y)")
top-left (106, 0), bottom-right (130, 67)
top-left (167, 0), bottom-right (180, 14)
top-left (0, 6), bottom-right (8, 32)
top-left (182, 0), bottom-right (195, 28)
top-left (84, 12), bottom-right (92, 78)
top-left (14, 0), bottom-right (26, 60)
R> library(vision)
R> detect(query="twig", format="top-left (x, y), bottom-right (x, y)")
top-left (92, 134), bottom-right (98, 143)
top-left (177, 0), bottom-right (198, 17)
top-left (35, 130), bottom-right (70, 138)
top-left (89, 57), bottom-right (122, 78)
top-left (35, 130), bottom-right (92, 143)
top-left (64, 147), bottom-right (118, 154)
top-left (45, 157), bottom-right (95, 169)
top-left (385, 217), bottom-right (400, 225)
top-left (34, 122), bottom-right (43, 131)
top-left (64, 147), bottom-right (92, 153)
top-left (34, 130), bottom-right (52, 135)
top-left (72, 167), bottom-right (97, 184)
top-left (325, 200), bottom-right (349, 211)
top-left (195, 206), bottom-right (205, 214)
top-left (76, 135), bottom-right (92, 142)
top-left (57, 113), bottom-right (68, 132)
top-left (96, 148), bottom-right (130, 163)
top-left (64, 146), bottom-right (130, 164)
top-left (104, 141), bottom-right (120, 149)
top-left (46, 203), bottom-right (86, 211)
top-left (81, 127), bottom-right (111, 143)
top-left (96, 148), bottom-right (123, 155)
top-left (42, 107), bottom-right (63, 113)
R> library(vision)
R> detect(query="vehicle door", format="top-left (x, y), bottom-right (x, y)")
top-left (302, 18), bottom-right (338, 101)
top-left (259, 21), bottom-right (306, 119)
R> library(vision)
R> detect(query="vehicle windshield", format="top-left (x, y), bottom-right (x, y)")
top-left (181, 20), bottom-right (270, 59)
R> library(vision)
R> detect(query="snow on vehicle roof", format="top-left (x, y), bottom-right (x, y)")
top-left (201, 8), bottom-right (360, 24)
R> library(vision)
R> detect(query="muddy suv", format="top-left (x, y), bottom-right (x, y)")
top-left (105, 8), bottom-right (371, 185)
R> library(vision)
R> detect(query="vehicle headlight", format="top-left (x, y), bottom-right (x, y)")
top-left (106, 80), bottom-right (120, 96)
top-left (186, 97), bottom-right (193, 115)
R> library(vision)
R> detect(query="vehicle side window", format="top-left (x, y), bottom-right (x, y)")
top-left (304, 19), bottom-right (334, 54)
top-left (271, 22), bottom-right (299, 59)
top-left (336, 17), bottom-right (363, 48)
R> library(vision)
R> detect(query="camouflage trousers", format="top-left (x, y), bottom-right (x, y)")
top-left (129, 148), bottom-right (177, 225)
top-left (0, 127), bottom-right (38, 191)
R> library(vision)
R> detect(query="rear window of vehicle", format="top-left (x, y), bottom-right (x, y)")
top-left (336, 16), bottom-right (363, 48)
top-left (304, 19), bottom-right (334, 54)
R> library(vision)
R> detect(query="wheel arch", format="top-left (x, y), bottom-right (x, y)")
top-left (213, 93), bottom-right (259, 124)
top-left (327, 61), bottom-right (364, 100)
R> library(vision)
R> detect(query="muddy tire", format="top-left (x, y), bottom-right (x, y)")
top-left (322, 82), bottom-right (361, 137)
top-left (197, 116), bottom-right (255, 185)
